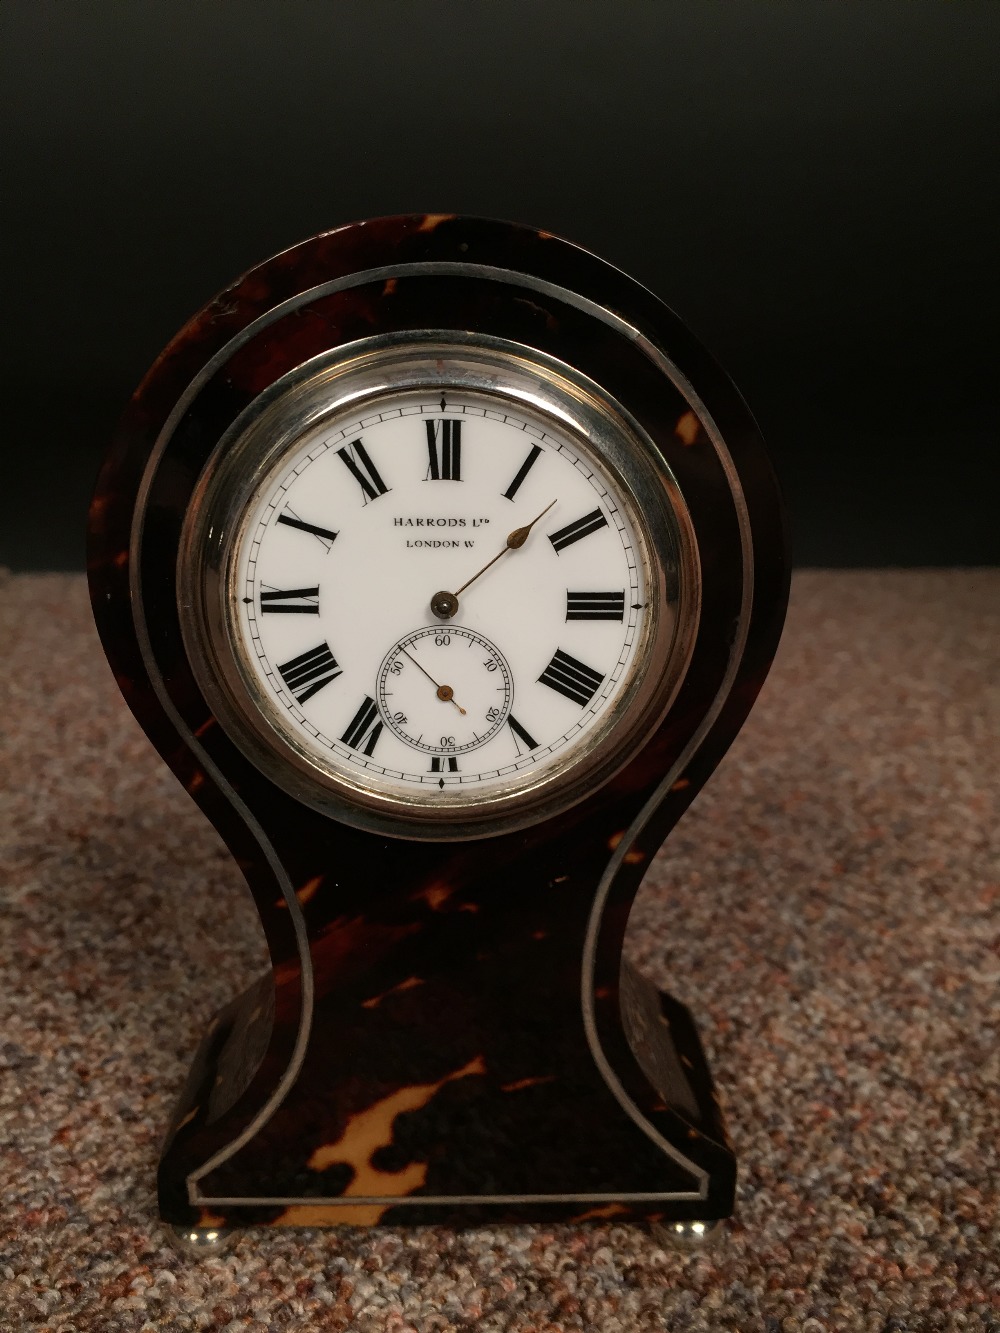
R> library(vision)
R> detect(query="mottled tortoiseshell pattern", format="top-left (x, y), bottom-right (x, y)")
top-left (88, 216), bottom-right (788, 1228)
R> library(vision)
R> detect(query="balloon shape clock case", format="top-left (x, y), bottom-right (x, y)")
top-left (88, 216), bottom-right (788, 1237)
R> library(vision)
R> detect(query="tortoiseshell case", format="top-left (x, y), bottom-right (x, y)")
top-left (88, 216), bottom-right (788, 1230)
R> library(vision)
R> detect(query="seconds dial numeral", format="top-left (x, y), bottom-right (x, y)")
top-left (538, 648), bottom-right (605, 707)
top-left (259, 585), bottom-right (320, 614)
top-left (341, 697), bottom-right (383, 755)
top-left (277, 642), bottom-right (342, 703)
top-left (337, 439), bottom-right (389, 503)
top-left (548, 508), bottom-right (608, 553)
top-left (566, 590), bottom-right (625, 621)
top-left (425, 420), bottom-right (462, 481)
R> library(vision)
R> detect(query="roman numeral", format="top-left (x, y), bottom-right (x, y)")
top-left (277, 642), bottom-right (342, 703)
top-left (425, 420), bottom-right (462, 480)
top-left (277, 510), bottom-right (338, 547)
top-left (259, 585), bottom-right (320, 614)
top-left (341, 697), bottom-right (383, 755)
top-left (548, 508), bottom-right (608, 553)
top-left (430, 756), bottom-right (459, 772)
top-left (336, 439), bottom-right (389, 503)
top-left (508, 715), bottom-right (539, 754)
top-left (538, 649), bottom-right (605, 707)
top-left (502, 443), bottom-right (542, 500)
top-left (566, 590), bottom-right (625, 621)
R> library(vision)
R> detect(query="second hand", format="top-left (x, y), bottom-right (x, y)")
top-left (400, 647), bottom-right (467, 715)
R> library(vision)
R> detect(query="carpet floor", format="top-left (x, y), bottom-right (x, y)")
top-left (0, 570), bottom-right (997, 1332)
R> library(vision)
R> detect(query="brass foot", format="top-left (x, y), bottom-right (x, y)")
top-left (165, 1222), bottom-right (235, 1255)
top-left (650, 1218), bottom-right (725, 1250)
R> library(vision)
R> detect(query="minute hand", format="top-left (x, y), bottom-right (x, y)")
top-left (430, 500), bottom-right (556, 620)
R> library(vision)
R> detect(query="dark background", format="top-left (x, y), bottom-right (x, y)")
top-left (3, 1), bottom-right (997, 571)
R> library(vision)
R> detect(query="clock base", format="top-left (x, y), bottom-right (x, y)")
top-left (157, 964), bottom-right (736, 1230)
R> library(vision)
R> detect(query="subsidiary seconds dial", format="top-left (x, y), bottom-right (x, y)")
top-left (377, 626), bottom-right (513, 760)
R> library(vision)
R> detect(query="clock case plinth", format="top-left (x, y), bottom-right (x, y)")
top-left (88, 215), bottom-right (787, 1230)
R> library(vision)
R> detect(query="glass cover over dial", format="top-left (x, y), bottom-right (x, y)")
top-left (184, 344), bottom-right (692, 836)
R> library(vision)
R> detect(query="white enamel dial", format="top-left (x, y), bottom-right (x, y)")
top-left (226, 387), bottom-right (652, 803)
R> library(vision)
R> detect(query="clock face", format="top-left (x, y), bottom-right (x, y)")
top-left (183, 342), bottom-right (692, 836)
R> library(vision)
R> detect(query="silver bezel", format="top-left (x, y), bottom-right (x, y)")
top-left (177, 333), bottom-right (700, 840)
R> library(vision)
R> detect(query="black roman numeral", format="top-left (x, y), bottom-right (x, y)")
top-left (259, 585), bottom-right (320, 614)
top-left (340, 697), bottom-right (383, 755)
top-left (277, 642), bottom-right (342, 703)
top-left (277, 509), bottom-right (338, 547)
top-left (566, 591), bottom-right (625, 621)
top-left (430, 756), bottom-right (459, 772)
top-left (502, 443), bottom-right (542, 500)
top-left (538, 649), bottom-right (605, 707)
top-left (425, 420), bottom-right (462, 480)
top-left (336, 439), bottom-right (389, 503)
top-left (548, 508), bottom-right (608, 553)
top-left (508, 715), bottom-right (539, 754)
